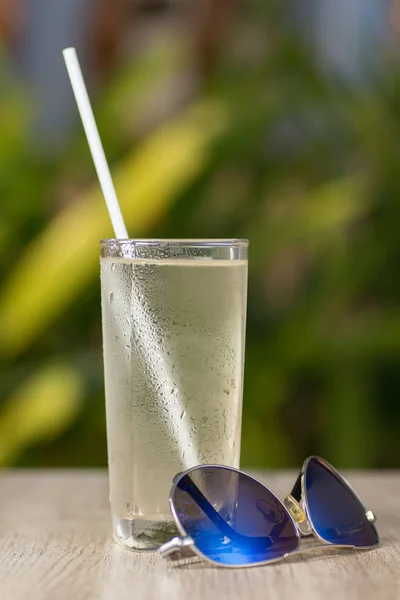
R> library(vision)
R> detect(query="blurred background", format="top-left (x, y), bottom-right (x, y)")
top-left (0, 0), bottom-right (400, 470)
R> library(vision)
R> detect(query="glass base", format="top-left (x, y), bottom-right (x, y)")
top-left (113, 517), bottom-right (179, 551)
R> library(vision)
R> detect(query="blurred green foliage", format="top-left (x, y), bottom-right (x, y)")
top-left (0, 4), bottom-right (400, 469)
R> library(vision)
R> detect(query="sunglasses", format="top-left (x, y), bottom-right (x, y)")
top-left (159, 456), bottom-right (379, 567)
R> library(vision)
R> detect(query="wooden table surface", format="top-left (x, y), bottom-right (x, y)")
top-left (0, 471), bottom-right (399, 600)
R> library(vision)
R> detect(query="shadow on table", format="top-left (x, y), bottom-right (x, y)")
top-left (165, 543), bottom-right (379, 570)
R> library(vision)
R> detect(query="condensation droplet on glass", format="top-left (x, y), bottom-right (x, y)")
top-left (109, 292), bottom-right (114, 303)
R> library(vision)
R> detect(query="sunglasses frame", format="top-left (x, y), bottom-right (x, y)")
top-left (159, 456), bottom-right (379, 568)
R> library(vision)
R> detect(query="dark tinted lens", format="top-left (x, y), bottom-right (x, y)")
top-left (305, 457), bottom-right (379, 547)
top-left (172, 466), bottom-right (299, 566)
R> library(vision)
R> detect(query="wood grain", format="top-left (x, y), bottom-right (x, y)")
top-left (0, 471), bottom-right (399, 600)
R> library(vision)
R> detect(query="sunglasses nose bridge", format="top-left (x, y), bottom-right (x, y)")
top-left (284, 494), bottom-right (312, 535)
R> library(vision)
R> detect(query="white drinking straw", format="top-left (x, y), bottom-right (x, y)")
top-left (63, 48), bottom-right (197, 469)
top-left (63, 48), bottom-right (128, 238)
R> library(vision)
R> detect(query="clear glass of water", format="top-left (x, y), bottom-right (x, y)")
top-left (100, 239), bottom-right (248, 550)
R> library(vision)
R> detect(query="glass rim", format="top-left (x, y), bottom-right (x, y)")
top-left (100, 238), bottom-right (249, 248)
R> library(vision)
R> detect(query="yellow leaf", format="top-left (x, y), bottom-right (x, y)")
top-left (304, 177), bottom-right (369, 236)
top-left (0, 101), bottom-right (227, 358)
top-left (0, 363), bottom-right (83, 465)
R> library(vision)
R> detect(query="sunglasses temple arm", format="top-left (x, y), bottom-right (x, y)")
top-left (159, 535), bottom-right (195, 557)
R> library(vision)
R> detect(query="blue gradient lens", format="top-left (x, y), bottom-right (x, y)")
top-left (305, 457), bottom-right (379, 547)
top-left (172, 466), bottom-right (299, 566)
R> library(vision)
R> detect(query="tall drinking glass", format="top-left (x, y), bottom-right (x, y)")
top-left (100, 239), bottom-right (248, 550)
